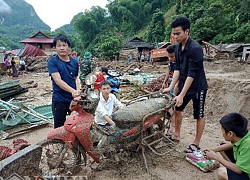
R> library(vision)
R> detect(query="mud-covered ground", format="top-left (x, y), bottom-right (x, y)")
top-left (1, 59), bottom-right (250, 180)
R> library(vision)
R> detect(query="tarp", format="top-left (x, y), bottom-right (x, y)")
top-left (19, 44), bottom-right (46, 57)
top-left (0, 101), bottom-right (53, 131)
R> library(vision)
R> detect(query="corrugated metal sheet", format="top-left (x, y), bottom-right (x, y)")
top-left (20, 38), bottom-right (53, 44)
top-left (19, 44), bottom-right (47, 57)
top-left (219, 43), bottom-right (250, 53)
top-left (0, 80), bottom-right (27, 99)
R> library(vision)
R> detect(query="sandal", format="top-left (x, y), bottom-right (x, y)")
top-left (184, 143), bottom-right (200, 153)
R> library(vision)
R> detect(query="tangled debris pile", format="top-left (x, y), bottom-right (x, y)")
top-left (25, 56), bottom-right (48, 72)
top-left (0, 99), bottom-right (53, 140)
top-left (146, 74), bottom-right (165, 92)
top-left (94, 60), bottom-right (167, 75)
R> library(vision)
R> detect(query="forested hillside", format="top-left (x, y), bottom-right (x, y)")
top-left (0, 0), bottom-right (249, 58)
top-left (72, 0), bottom-right (250, 57)
top-left (0, 0), bottom-right (50, 49)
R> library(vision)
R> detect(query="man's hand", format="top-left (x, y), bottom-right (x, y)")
top-left (162, 83), bottom-right (167, 89)
top-left (162, 87), bottom-right (171, 94)
top-left (71, 90), bottom-right (80, 97)
top-left (173, 94), bottom-right (184, 107)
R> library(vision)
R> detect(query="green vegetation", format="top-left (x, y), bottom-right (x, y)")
top-left (0, 0), bottom-right (50, 49)
top-left (0, 0), bottom-right (249, 58)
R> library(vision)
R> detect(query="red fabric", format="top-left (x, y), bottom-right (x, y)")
top-left (13, 139), bottom-right (30, 150)
top-left (22, 44), bottom-right (46, 57)
top-left (94, 74), bottom-right (105, 91)
top-left (0, 146), bottom-right (14, 160)
top-left (0, 139), bottom-right (30, 160)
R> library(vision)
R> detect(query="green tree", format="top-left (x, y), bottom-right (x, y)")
top-left (74, 6), bottom-right (107, 49)
top-left (144, 10), bottom-right (165, 44)
top-left (99, 36), bottom-right (122, 60)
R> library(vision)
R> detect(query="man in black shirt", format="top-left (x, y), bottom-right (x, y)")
top-left (163, 16), bottom-right (208, 153)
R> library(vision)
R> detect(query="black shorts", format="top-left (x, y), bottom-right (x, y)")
top-left (52, 101), bottom-right (71, 128)
top-left (176, 90), bottom-right (207, 119)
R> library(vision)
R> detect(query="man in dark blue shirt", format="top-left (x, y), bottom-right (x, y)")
top-left (47, 34), bottom-right (79, 128)
top-left (163, 16), bottom-right (208, 153)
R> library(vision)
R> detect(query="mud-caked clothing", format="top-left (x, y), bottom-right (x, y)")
top-left (47, 55), bottom-right (79, 128)
top-left (175, 37), bottom-right (208, 118)
top-left (79, 59), bottom-right (95, 88)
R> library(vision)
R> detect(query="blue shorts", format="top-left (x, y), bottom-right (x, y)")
top-left (176, 90), bottom-right (207, 119)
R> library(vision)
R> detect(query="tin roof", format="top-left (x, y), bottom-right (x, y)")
top-left (20, 31), bottom-right (53, 44)
top-left (219, 43), bottom-right (250, 53)
top-left (124, 37), bottom-right (155, 49)
top-left (20, 38), bottom-right (53, 43)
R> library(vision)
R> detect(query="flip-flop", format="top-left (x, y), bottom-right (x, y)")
top-left (184, 143), bottom-right (200, 153)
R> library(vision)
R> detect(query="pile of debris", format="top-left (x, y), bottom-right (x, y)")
top-left (0, 80), bottom-right (27, 99)
top-left (0, 99), bottom-right (53, 140)
top-left (146, 74), bottom-right (165, 92)
top-left (25, 56), bottom-right (48, 72)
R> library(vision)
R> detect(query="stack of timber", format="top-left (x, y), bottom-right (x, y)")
top-left (0, 80), bottom-right (28, 99)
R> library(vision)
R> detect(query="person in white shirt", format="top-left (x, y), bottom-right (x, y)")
top-left (94, 80), bottom-right (124, 128)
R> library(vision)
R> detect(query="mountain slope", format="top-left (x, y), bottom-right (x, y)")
top-left (0, 0), bottom-right (50, 49)
top-left (1, 0), bottom-right (50, 29)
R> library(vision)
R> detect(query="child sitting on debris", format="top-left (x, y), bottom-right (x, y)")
top-left (204, 113), bottom-right (250, 180)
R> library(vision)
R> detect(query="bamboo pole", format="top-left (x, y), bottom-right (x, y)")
top-left (0, 99), bottom-right (53, 125)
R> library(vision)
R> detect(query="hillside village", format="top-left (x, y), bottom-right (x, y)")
top-left (0, 0), bottom-right (250, 180)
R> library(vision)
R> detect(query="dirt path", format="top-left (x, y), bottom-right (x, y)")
top-left (1, 59), bottom-right (250, 179)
